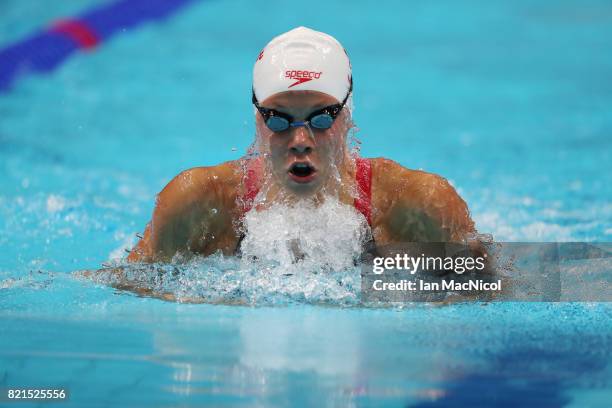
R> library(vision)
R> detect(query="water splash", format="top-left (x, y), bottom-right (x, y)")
top-left (91, 196), bottom-right (370, 305)
top-left (240, 197), bottom-right (369, 271)
top-left (91, 254), bottom-right (363, 306)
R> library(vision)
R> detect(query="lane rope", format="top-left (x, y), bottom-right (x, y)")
top-left (0, 0), bottom-right (196, 92)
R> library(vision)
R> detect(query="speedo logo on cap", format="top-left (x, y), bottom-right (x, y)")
top-left (285, 70), bottom-right (322, 88)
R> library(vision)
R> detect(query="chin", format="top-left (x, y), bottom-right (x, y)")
top-left (284, 177), bottom-right (324, 197)
top-left (286, 183), bottom-right (320, 196)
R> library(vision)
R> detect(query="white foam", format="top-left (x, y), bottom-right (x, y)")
top-left (239, 196), bottom-right (369, 272)
top-left (46, 194), bottom-right (66, 213)
top-left (108, 232), bottom-right (137, 261)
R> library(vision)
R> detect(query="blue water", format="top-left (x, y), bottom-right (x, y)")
top-left (1, 0), bottom-right (611, 406)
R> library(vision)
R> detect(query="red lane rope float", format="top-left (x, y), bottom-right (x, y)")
top-left (51, 20), bottom-right (100, 50)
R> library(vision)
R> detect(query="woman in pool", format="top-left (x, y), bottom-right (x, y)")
top-left (127, 26), bottom-right (477, 263)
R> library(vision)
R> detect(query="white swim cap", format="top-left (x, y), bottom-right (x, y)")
top-left (253, 26), bottom-right (352, 103)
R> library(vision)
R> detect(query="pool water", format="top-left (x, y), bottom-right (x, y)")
top-left (1, 0), bottom-right (611, 406)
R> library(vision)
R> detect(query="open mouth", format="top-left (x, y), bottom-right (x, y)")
top-left (288, 162), bottom-right (317, 183)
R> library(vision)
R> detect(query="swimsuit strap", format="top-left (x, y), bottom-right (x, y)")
top-left (354, 157), bottom-right (372, 226)
top-left (241, 157), bottom-right (262, 213)
top-left (240, 157), bottom-right (373, 226)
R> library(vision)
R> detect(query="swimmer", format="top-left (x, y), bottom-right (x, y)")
top-left (127, 27), bottom-right (479, 263)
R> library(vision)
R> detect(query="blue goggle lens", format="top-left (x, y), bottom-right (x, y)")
top-left (265, 114), bottom-right (334, 132)
top-left (266, 116), bottom-right (290, 132)
top-left (309, 114), bottom-right (334, 129)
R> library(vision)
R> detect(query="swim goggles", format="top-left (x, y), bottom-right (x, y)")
top-left (252, 80), bottom-right (352, 133)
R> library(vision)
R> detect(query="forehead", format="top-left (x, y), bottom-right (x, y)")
top-left (261, 90), bottom-right (340, 110)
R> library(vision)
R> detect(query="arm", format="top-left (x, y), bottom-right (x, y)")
top-left (127, 165), bottom-right (238, 263)
top-left (372, 159), bottom-right (476, 243)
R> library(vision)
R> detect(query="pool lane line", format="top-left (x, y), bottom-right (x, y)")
top-left (0, 0), bottom-right (197, 93)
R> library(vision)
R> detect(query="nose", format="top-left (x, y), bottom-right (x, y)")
top-left (288, 125), bottom-right (314, 155)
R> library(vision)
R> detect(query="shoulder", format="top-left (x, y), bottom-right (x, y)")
top-left (368, 157), bottom-right (475, 241)
top-left (369, 158), bottom-right (455, 202)
top-left (156, 160), bottom-right (242, 212)
top-left (160, 161), bottom-right (241, 195)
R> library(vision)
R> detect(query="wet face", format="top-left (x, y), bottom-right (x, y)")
top-left (256, 91), bottom-right (350, 197)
